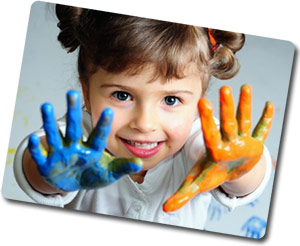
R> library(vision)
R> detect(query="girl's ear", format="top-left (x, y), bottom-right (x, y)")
top-left (79, 78), bottom-right (91, 114)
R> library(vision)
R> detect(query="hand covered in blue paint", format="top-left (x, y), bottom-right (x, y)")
top-left (28, 90), bottom-right (143, 191)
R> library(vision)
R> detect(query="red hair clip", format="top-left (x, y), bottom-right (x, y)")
top-left (208, 28), bottom-right (219, 51)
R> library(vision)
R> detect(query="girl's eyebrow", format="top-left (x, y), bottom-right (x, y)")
top-left (100, 84), bottom-right (194, 95)
top-left (163, 90), bottom-right (194, 96)
top-left (100, 84), bottom-right (133, 91)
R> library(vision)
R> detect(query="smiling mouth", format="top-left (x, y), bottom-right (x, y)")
top-left (120, 137), bottom-right (164, 158)
top-left (123, 139), bottom-right (159, 149)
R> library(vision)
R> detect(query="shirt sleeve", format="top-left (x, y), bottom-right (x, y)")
top-left (13, 117), bottom-right (78, 207)
top-left (210, 145), bottom-right (272, 211)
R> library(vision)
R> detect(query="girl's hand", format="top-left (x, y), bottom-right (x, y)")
top-left (28, 90), bottom-right (143, 191)
top-left (163, 85), bottom-right (274, 212)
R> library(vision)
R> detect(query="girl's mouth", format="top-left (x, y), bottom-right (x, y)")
top-left (120, 138), bottom-right (164, 158)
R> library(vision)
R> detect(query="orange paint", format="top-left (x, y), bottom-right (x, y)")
top-left (163, 84), bottom-right (274, 212)
top-left (220, 86), bottom-right (238, 140)
top-left (237, 85), bottom-right (252, 136)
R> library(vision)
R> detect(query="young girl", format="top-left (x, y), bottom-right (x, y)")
top-left (14, 4), bottom-right (273, 229)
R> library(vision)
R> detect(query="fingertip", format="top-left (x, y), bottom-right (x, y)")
top-left (102, 107), bottom-right (114, 118)
top-left (41, 102), bottom-right (53, 115)
top-left (163, 195), bottom-right (187, 213)
top-left (124, 158), bottom-right (143, 174)
top-left (198, 98), bottom-right (213, 114)
top-left (67, 90), bottom-right (80, 98)
top-left (115, 160), bottom-right (143, 175)
top-left (162, 202), bottom-right (172, 213)
top-left (265, 101), bottom-right (274, 117)
top-left (163, 198), bottom-right (175, 212)
top-left (220, 85), bottom-right (234, 106)
top-left (241, 84), bottom-right (252, 96)
top-left (28, 134), bottom-right (40, 148)
top-left (28, 134), bottom-right (47, 166)
top-left (129, 163), bottom-right (143, 173)
top-left (100, 108), bottom-right (114, 125)
top-left (132, 157), bottom-right (143, 167)
top-left (220, 85), bottom-right (232, 96)
top-left (67, 90), bottom-right (81, 109)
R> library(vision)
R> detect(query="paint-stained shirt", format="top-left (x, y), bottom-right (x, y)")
top-left (13, 109), bottom-right (272, 230)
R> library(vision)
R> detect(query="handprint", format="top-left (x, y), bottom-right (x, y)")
top-left (28, 90), bottom-right (143, 191)
top-left (163, 85), bottom-right (274, 212)
top-left (207, 198), bottom-right (228, 221)
top-left (241, 216), bottom-right (267, 238)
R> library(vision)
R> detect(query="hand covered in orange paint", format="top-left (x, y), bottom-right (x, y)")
top-left (163, 85), bottom-right (274, 212)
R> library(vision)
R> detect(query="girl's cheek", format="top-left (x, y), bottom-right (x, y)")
top-left (165, 117), bottom-right (193, 142)
top-left (107, 110), bottom-right (127, 137)
top-left (109, 120), bottom-right (120, 139)
top-left (91, 111), bottom-right (101, 127)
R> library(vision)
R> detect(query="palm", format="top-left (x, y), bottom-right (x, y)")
top-left (206, 129), bottom-right (264, 181)
top-left (200, 85), bottom-right (272, 181)
top-left (163, 85), bottom-right (274, 212)
top-left (28, 90), bottom-right (143, 191)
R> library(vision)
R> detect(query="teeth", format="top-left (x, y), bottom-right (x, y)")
top-left (127, 140), bottom-right (158, 149)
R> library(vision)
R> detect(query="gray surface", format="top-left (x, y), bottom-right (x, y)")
top-left (1, 1), bottom-right (294, 238)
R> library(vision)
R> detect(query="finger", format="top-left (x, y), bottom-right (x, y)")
top-left (163, 161), bottom-right (202, 212)
top-left (198, 98), bottom-right (222, 151)
top-left (183, 159), bottom-right (202, 183)
top-left (165, 160), bottom-right (231, 212)
top-left (88, 108), bottom-right (113, 151)
top-left (79, 156), bottom-right (143, 188)
top-left (220, 86), bottom-right (238, 140)
top-left (237, 84), bottom-right (252, 136)
top-left (193, 162), bottom-right (228, 192)
top-left (41, 103), bottom-right (62, 150)
top-left (108, 157), bottom-right (143, 178)
top-left (164, 163), bottom-right (228, 212)
top-left (28, 134), bottom-right (47, 169)
top-left (163, 182), bottom-right (199, 212)
top-left (252, 102), bottom-right (274, 142)
top-left (65, 90), bottom-right (83, 143)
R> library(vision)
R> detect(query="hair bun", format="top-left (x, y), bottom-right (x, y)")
top-left (209, 29), bottom-right (245, 79)
top-left (56, 4), bottom-right (84, 52)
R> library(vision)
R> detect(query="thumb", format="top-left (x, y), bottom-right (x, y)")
top-left (109, 157), bottom-right (143, 177)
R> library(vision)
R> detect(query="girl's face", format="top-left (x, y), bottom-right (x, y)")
top-left (82, 64), bottom-right (203, 173)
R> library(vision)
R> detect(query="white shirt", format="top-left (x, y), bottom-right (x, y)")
top-left (13, 109), bottom-right (272, 230)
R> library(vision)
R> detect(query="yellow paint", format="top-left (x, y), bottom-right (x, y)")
top-left (17, 86), bottom-right (29, 94)
top-left (6, 148), bottom-right (16, 166)
top-left (8, 148), bottom-right (16, 154)
top-left (23, 116), bottom-right (29, 127)
top-left (163, 85), bottom-right (274, 212)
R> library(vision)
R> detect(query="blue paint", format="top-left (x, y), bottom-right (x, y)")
top-left (28, 90), bottom-right (143, 191)
top-left (207, 198), bottom-right (228, 221)
top-left (87, 104), bottom-right (113, 152)
top-left (66, 90), bottom-right (82, 143)
top-left (247, 199), bottom-right (259, 208)
top-left (41, 102), bottom-right (62, 150)
top-left (241, 216), bottom-right (267, 239)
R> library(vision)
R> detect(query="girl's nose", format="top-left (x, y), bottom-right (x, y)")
top-left (129, 106), bottom-right (158, 133)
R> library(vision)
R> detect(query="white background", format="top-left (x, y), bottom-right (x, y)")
top-left (0, 0), bottom-right (298, 245)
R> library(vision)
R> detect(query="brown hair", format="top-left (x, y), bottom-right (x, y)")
top-left (56, 4), bottom-right (245, 92)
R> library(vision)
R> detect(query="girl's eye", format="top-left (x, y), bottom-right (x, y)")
top-left (112, 91), bottom-right (132, 101)
top-left (164, 96), bottom-right (181, 106)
